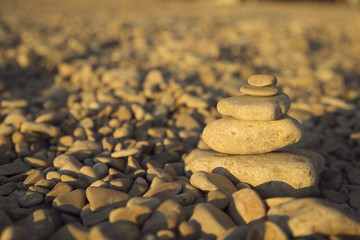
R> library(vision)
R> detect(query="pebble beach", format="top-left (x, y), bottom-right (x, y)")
top-left (1, 1), bottom-right (360, 239)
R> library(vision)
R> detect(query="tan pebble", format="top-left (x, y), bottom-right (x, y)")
top-left (90, 180), bottom-right (108, 188)
top-left (147, 127), bottom-right (167, 138)
top-left (79, 166), bottom-right (99, 184)
top-left (177, 177), bottom-right (203, 200)
top-left (173, 192), bottom-right (195, 206)
top-left (206, 190), bottom-right (229, 210)
top-left (0, 225), bottom-right (27, 240)
top-left (20, 121), bottom-right (60, 139)
top-left (175, 113), bottom-right (202, 132)
top-left (0, 182), bottom-right (17, 196)
top-left (217, 93), bottom-right (290, 121)
top-left (163, 164), bottom-right (179, 179)
top-left (268, 198), bottom-right (360, 237)
top-left (23, 170), bottom-right (44, 188)
top-left (86, 186), bottom-right (129, 212)
top-left (143, 182), bottom-right (182, 202)
top-left (98, 126), bottom-right (113, 136)
top-left (48, 223), bottom-right (89, 240)
top-left (126, 196), bottom-right (161, 210)
top-left (156, 229), bottom-right (177, 240)
top-left (53, 154), bottom-right (84, 178)
top-left (0, 210), bottom-right (12, 233)
top-left (66, 140), bottom-right (102, 160)
top-left (125, 156), bottom-right (142, 174)
top-left (3, 113), bottom-right (26, 129)
top-left (53, 189), bottom-right (86, 216)
top-left (189, 203), bottom-right (236, 239)
top-left (227, 188), bottom-right (266, 225)
top-left (28, 186), bottom-right (50, 195)
top-left (93, 155), bottom-right (125, 172)
top-left (177, 221), bottom-right (201, 240)
top-left (24, 156), bottom-right (53, 168)
top-left (35, 111), bottom-right (66, 124)
top-left (240, 84), bottom-right (279, 96)
top-left (81, 205), bottom-right (113, 226)
top-left (16, 209), bottom-right (55, 240)
top-left (109, 178), bottom-right (132, 192)
top-left (45, 182), bottom-right (73, 202)
top-left (45, 171), bottom-right (61, 182)
top-left (111, 148), bottom-right (141, 158)
top-left (1, 99), bottom-right (28, 108)
top-left (89, 221), bottom-right (140, 240)
top-left (60, 175), bottom-right (89, 189)
top-left (134, 177), bottom-right (148, 187)
top-left (190, 171), bottom-right (236, 197)
top-left (349, 190), bottom-right (360, 210)
top-left (0, 124), bottom-right (15, 136)
top-left (264, 197), bottom-right (294, 209)
top-left (142, 199), bottom-right (185, 234)
top-left (218, 226), bottom-right (249, 240)
top-left (247, 75), bottom-right (277, 87)
top-left (246, 221), bottom-right (287, 240)
top-left (147, 167), bottom-right (173, 182)
top-left (202, 116), bottom-right (303, 155)
top-left (109, 205), bottom-right (152, 226)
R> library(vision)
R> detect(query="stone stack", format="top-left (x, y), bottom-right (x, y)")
top-left (185, 75), bottom-right (325, 198)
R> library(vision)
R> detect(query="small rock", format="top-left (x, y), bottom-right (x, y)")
top-left (190, 171), bottom-right (236, 197)
top-left (20, 121), bottom-right (60, 139)
top-left (247, 75), bottom-right (277, 87)
top-left (0, 158), bottom-right (31, 176)
top-left (109, 178), bottom-right (132, 192)
top-left (0, 182), bottom-right (17, 196)
top-left (86, 186), bottom-right (129, 212)
top-left (61, 175), bottom-right (89, 189)
top-left (126, 197), bottom-right (161, 210)
top-left (24, 156), bottom-right (53, 168)
top-left (175, 113), bottom-right (202, 131)
top-left (109, 205), bottom-right (152, 226)
top-left (268, 198), bottom-right (360, 237)
top-left (67, 140), bottom-right (102, 160)
top-left (227, 188), bottom-right (266, 225)
top-left (49, 223), bottom-right (89, 240)
top-left (240, 84), bottom-right (279, 97)
top-left (89, 221), bottom-right (140, 240)
top-left (53, 154), bottom-right (84, 177)
top-left (111, 148), bottom-right (141, 158)
top-left (9, 190), bottom-right (44, 208)
top-left (142, 199), bottom-right (185, 234)
top-left (156, 229), bottom-right (177, 240)
top-left (93, 155), bottom-right (125, 172)
top-left (53, 189), bottom-right (86, 216)
top-left (264, 197), bottom-right (294, 209)
top-left (35, 111), bottom-right (67, 124)
top-left (143, 182), bottom-right (182, 202)
top-left (147, 167), bottom-right (173, 182)
top-left (81, 204), bottom-right (113, 226)
top-left (189, 203), bottom-right (236, 239)
top-left (45, 182), bottom-right (73, 202)
top-left (79, 166), bottom-right (99, 184)
top-left (23, 170), bottom-right (44, 188)
top-left (246, 221), bottom-right (287, 240)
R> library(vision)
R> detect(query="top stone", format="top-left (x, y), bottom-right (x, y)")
top-left (248, 75), bottom-right (277, 87)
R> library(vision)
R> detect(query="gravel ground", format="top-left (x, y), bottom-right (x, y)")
top-left (1, 1), bottom-right (360, 239)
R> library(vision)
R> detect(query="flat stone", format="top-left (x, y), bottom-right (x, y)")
top-left (0, 210), bottom-right (12, 232)
top-left (240, 84), bottom-right (279, 96)
top-left (227, 188), bottom-right (266, 225)
top-left (206, 190), bottom-right (229, 210)
top-left (67, 140), bottom-right (102, 160)
top-left (93, 155), bottom-right (126, 172)
top-left (109, 178), bottom-right (132, 192)
top-left (147, 167), bottom-right (174, 182)
top-left (9, 190), bottom-right (44, 208)
top-left (16, 209), bottom-right (55, 240)
top-left (0, 158), bottom-right (31, 176)
top-left (126, 197), bottom-right (161, 210)
top-left (23, 169), bottom-right (44, 188)
top-left (89, 221), bottom-right (140, 240)
top-left (53, 154), bottom-right (84, 177)
top-left (49, 223), bottom-right (89, 240)
top-left (217, 93), bottom-right (290, 121)
top-left (45, 182), bottom-right (73, 202)
top-left (35, 111), bottom-right (67, 124)
top-left (20, 121), bottom-right (60, 139)
top-left (143, 182), bottom-right (182, 202)
top-left (202, 116), bottom-right (302, 154)
top-left (109, 205), bottom-right (152, 226)
top-left (264, 197), bottom-right (294, 209)
top-left (246, 221), bottom-right (287, 240)
top-left (79, 166), bottom-right (100, 184)
top-left (0, 225), bottom-right (27, 240)
top-left (268, 198), bottom-right (360, 237)
top-left (177, 221), bottom-right (201, 240)
top-left (53, 189), bottom-right (86, 216)
top-left (86, 186), bottom-right (130, 212)
top-left (24, 156), bottom-right (53, 168)
top-left (142, 199), bottom-right (185, 234)
top-left (189, 203), bottom-right (236, 240)
top-left (247, 74), bottom-right (277, 87)
top-left (61, 175), bottom-right (89, 189)
top-left (81, 204), bottom-right (113, 226)
top-left (185, 149), bottom-right (324, 198)
top-left (111, 148), bottom-right (141, 158)
top-left (190, 171), bottom-right (236, 197)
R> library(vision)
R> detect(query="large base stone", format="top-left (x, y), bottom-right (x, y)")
top-left (185, 149), bottom-right (324, 198)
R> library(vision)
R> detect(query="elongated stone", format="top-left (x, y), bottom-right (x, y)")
top-left (202, 116), bottom-right (303, 155)
top-left (185, 149), bottom-right (324, 198)
top-left (247, 74), bottom-right (277, 87)
top-left (240, 84), bottom-right (279, 97)
top-left (217, 93), bottom-right (290, 121)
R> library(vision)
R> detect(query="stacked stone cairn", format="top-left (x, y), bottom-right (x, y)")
top-left (185, 74), bottom-right (325, 198)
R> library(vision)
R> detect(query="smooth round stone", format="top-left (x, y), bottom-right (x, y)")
top-left (20, 121), bottom-right (60, 139)
top-left (202, 116), bottom-right (303, 155)
top-left (185, 149), bottom-right (325, 198)
top-left (109, 205), bottom-right (152, 226)
top-left (247, 74), bottom-right (277, 87)
top-left (53, 189), bottom-right (86, 216)
top-left (190, 172), bottom-right (237, 197)
top-left (217, 93), bottom-right (290, 121)
top-left (240, 84), bottom-right (279, 96)
top-left (143, 182), bottom-right (182, 202)
top-left (86, 187), bottom-right (130, 212)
